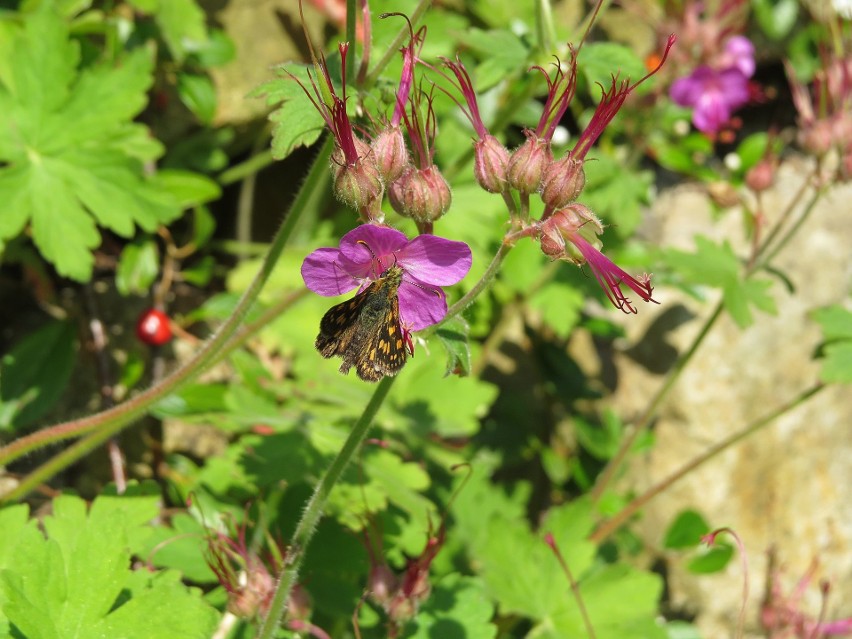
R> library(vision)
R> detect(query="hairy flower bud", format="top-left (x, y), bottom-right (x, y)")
top-left (538, 204), bottom-right (603, 261)
top-left (474, 134), bottom-right (510, 193)
top-left (541, 155), bottom-right (586, 209)
top-left (367, 563), bottom-right (398, 608)
top-left (506, 134), bottom-right (552, 194)
top-left (388, 166), bottom-right (452, 224)
top-left (372, 125), bottom-right (409, 183)
top-left (332, 137), bottom-right (384, 220)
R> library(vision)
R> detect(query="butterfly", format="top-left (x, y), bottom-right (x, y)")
top-left (315, 264), bottom-right (412, 382)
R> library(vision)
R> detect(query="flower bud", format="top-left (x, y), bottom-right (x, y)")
top-left (367, 563), bottom-right (399, 608)
top-left (541, 155), bottom-right (586, 209)
top-left (473, 134), bottom-right (510, 193)
top-left (745, 157), bottom-right (776, 192)
top-left (388, 166), bottom-right (452, 224)
top-left (538, 204), bottom-right (603, 261)
top-left (332, 140), bottom-right (384, 219)
top-left (799, 120), bottom-right (834, 156)
top-left (506, 133), bottom-right (553, 194)
top-left (227, 568), bottom-right (275, 618)
top-left (372, 125), bottom-right (409, 182)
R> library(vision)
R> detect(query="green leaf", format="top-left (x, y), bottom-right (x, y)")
top-left (687, 544), bottom-right (734, 573)
top-left (0, 493), bottom-right (217, 638)
top-left (819, 342), bottom-right (852, 384)
top-left (813, 305), bottom-right (852, 341)
top-left (582, 156), bottom-right (652, 237)
top-left (580, 43), bottom-right (647, 92)
top-left (155, 0), bottom-right (209, 62)
top-left (116, 236), bottom-right (160, 296)
top-left (0, 320), bottom-right (76, 431)
top-left (177, 72), bottom-right (217, 124)
top-left (0, 7), bottom-right (181, 281)
top-left (664, 237), bottom-right (777, 327)
top-left (529, 281), bottom-right (583, 338)
top-left (753, 0), bottom-right (799, 40)
top-left (401, 574), bottom-right (496, 639)
top-left (153, 169), bottom-right (221, 208)
top-left (251, 63), bottom-right (327, 160)
top-left (663, 510), bottom-right (710, 549)
top-left (538, 564), bottom-right (665, 639)
top-left (435, 315), bottom-right (472, 376)
top-left (464, 29), bottom-right (529, 91)
top-left (735, 133), bottom-right (769, 174)
top-left (191, 206), bottom-right (217, 248)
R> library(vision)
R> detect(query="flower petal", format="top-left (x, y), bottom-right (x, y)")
top-left (398, 276), bottom-right (448, 330)
top-left (396, 235), bottom-right (472, 286)
top-left (301, 247), bottom-right (359, 296)
top-left (339, 225), bottom-right (409, 266)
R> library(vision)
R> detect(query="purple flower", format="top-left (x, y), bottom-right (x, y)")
top-left (301, 225), bottom-right (472, 330)
top-left (670, 66), bottom-right (750, 133)
top-left (670, 36), bottom-right (754, 134)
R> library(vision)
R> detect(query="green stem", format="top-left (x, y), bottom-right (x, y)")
top-left (534, 0), bottom-right (556, 55)
top-left (256, 375), bottom-right (397, 639)
top-left (0, 139), bottom-right (333, 495)
top-left (441, 240), bottom-right (514, 324)
top-left (589, 383), bottom-right (824, 543)
top-left (218, 149), bottom-right (275, 187)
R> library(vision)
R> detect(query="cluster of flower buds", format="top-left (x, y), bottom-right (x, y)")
top-left (364, 520), bottom-right (446, 635)
top-left (291, 14), bottom-right (455, 233)
top-left (204, 514), bottom-right (330, 637)
top-left (786, 49), bottom-right (852, 181)
top-left (294, 0), bottom-right (676, 314)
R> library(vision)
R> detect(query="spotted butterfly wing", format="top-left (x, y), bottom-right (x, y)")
top-left (315, 265), bottom-right (408, 382)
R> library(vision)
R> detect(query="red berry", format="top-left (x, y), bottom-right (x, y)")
top-left (136, 308), bottom-right (173, 346)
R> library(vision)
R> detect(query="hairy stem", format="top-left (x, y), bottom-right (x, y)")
top-left (257, 376), bottom-right (397, 639)
top-left (0, 139), bottom-right (332, 495)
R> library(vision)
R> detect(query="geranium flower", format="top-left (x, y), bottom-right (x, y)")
top-left (671, 66), bottom-right (750, 133)
top-left (301, 225), bottom-right (472, 330)
top-left (670, 36), bottom-right (755, 134)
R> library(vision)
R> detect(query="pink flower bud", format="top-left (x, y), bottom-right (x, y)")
top-left (506, 133), bottom-right (552, 194)
top-left (541, 155), bottom-right (586, 209)
top-left (538, 204), bottom-right (603, 261)
top-left (388, 166), bottom-right (452, 224)
top-left (367, 563), bottom-right (398, 608)
top-left (332, 139), bottom-right (384, 220)
top-left (474, 134), bottom-right (510, 193)
top-left (745, 158), bottom-right (776, 192)
top-left (372, 125), bottom-right (409, 183)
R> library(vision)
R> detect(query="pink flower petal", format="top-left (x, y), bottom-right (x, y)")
top-left (301, 247), bottom-right (360, 296)
top-left (397, 235), bottom-right (473, 286)
top-left (398, 276), bottom-right (448, 330)
top-left (339, 225), bottom-right (408, 265)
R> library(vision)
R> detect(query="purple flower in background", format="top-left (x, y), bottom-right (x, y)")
top-left (301, 225), bottom-right (472, 330)
top-left (670, 36), bottom-right (755, 134)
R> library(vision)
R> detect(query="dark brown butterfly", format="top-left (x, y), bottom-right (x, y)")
top-left (315, 264), bottom-right (410, 382)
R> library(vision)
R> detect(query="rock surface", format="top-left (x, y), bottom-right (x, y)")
top-left (615, 156), bottom-right (852, 636)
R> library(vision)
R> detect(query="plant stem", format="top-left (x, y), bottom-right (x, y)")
top-left (256, 376), bottom-right (397, 639)
top-left (589, 302), bottom-right (724, 503)
top-left (0, 139), bottom-right (333, 496)
top-left (441, 240), bottom-right (514, 324)
top-left (218, 149), bottom-right (275, 186)
top-left (589, 383), bottom-right (824, 543)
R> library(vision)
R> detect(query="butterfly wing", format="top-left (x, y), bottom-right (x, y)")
top-left (315, 289), bottom-right (371, 360)
top-left (354, 294), bottom-right (408, 381)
